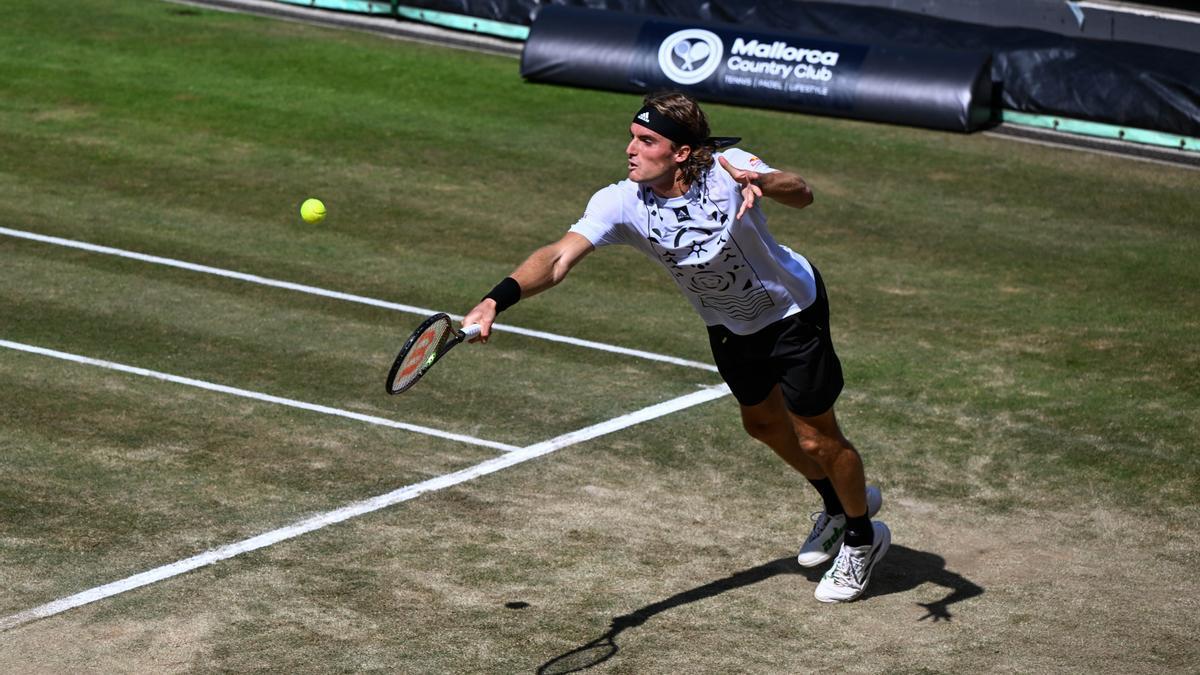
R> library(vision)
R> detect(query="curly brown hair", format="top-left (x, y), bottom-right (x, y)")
top-left (643, 91), bottom-right (712, 186)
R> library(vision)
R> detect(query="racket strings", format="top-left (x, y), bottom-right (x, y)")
top-left (390, 317), bottom-right (453, 393)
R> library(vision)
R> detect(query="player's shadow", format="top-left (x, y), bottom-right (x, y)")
top-left (536, 544), bottom-right (983, 674)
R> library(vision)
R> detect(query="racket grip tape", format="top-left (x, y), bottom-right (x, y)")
top-left (461, 324), bottom-right (483, 339)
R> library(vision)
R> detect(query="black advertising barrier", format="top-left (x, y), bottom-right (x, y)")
top-left (412, 0), bottom-right (1200, 137)
top-left (520, 6), bottom-right (993, 132)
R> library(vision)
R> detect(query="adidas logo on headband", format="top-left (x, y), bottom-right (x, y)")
top-left (632, 104), bottom-right (742, 149)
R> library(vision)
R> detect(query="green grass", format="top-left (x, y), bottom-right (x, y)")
top-left (0, 0), bottom-right (1198, 672)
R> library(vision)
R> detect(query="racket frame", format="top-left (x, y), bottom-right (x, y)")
top-left (385, 313), bottom-right (481, 395)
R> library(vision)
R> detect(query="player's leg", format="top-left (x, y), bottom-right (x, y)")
top-left (740, 387), bottom-right (879, 569)
top-left (709, 325), bottom-right (850, 538)
top-left (766, 269), bottom-right (875, 539)
top-left (786, 404), bottom-right (883, 567)
top-left (769, 267), bottom-right (888, 598)
top-left (738, 385), bottom-right (824, 478)
top-left (789, 407), bottom-right (866, 518)
top-left (790, 406), bottom-right (890, 602)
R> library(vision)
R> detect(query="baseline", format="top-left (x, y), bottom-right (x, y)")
top-left (0, 383), bottom-right (730, 631)
top-left (0, 339), bottom-right (520, 453)
top-left (0, 227), bottom-right (719, 373)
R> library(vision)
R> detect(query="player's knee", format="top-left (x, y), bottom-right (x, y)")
top-left (798, 435), bottom-right (839, 462)
top-left (742, 416), bottom-right (787, 443)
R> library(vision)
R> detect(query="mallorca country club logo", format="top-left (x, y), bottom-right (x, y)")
top-left (658, 29), bottom-right (724, 85)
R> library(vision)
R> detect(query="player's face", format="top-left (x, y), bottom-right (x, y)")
top-left (627, 123), bottom-right (690, 187)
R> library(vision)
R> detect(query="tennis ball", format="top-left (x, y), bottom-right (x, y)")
top-left (300, 198), bottom-right (326, 224)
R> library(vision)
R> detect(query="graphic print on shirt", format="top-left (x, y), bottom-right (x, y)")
top-left (646, 207), bottom-right (775, 322)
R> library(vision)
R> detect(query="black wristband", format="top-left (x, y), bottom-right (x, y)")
top-left (483, 277), bottom-right (521, 313)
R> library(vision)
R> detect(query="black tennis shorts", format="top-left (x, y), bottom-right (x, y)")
top-left (706, 269), bottom-right (844, 417)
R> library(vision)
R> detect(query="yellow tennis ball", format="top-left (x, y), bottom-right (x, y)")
top-left (300, 198), bottom-right (326, 224)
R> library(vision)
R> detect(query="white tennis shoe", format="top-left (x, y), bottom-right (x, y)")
top-left (796, 485), bottom-right (883, 568)
top-left (814, 521), bottom-right (892, 603)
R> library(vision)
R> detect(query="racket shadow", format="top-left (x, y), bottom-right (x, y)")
top-left (537, 546), bottom-right (984, 673)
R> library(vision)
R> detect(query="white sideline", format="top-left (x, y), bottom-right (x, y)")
top-left (0, 340), bottom-right (520, 453)
top-left (0, 383), bottom-right (730, 632)
top-left (0, 227), bottom-right (719, 373)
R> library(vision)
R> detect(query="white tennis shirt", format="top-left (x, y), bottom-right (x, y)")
top-left (569, 148), bottom-right (817, 336)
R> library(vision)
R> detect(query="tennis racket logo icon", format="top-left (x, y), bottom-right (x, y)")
top-left (673, 40), bottom-right (711, 71)
top-left (658, 29), bottom-right (723, 85)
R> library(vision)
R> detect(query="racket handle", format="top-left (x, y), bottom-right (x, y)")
top-left (461, 324), bottom-right (483, 339)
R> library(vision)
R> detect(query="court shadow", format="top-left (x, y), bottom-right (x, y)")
top-left (536, 545), bottom-right (983, 674)
top-left (865, 544), bottom-right (986, 621)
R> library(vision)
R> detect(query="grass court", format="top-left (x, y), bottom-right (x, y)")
top-left (0, 1), bottom-right (1197, 671)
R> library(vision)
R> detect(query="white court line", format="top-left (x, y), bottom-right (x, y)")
top-left (0, 383), bottom-right (730, 632)
top-left (0, 339), bottom-right (520, 453)
top-left (0, 227), bottom-right (719, 373)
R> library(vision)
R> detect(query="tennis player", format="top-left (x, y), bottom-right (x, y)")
top-left (463, 92), bottom-right (889, 603)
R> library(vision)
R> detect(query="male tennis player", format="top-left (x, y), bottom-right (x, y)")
top-left (463, 92), bottom-right (889, 603)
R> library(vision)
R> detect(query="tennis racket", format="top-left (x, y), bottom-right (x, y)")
top-left (385, 313), bottom-right (482, 395)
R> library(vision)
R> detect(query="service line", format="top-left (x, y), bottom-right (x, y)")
top-left (0, 227), bottom-right (719, 373)
top-left (0, 383), bottom-right (730, 631)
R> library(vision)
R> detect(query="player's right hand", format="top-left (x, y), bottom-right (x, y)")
top-left (462, 299), bottom-right (498, 343)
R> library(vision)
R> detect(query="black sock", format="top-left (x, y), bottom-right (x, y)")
top-left (844, 513), bottom-right (874, 547)
top-left (807, 478), bottom-right (844, 516)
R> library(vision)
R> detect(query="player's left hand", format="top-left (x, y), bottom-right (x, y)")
top-left (718, 156), bottom-right (763, 219)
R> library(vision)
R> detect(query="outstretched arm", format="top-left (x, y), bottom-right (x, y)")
top-left (718, 156), bottom-right (813, 218)
top-left (462, 232), bottom-right (594, 342)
